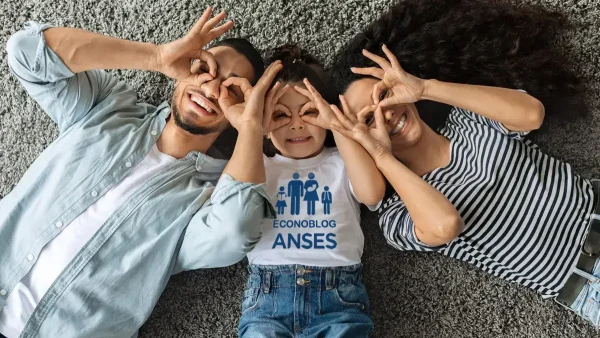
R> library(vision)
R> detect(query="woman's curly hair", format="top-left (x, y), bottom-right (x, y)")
top-left (331, 0), bottom-right (587, 130)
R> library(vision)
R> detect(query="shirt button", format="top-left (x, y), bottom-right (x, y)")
top-left (55, 221), bottom-right (64, 228)
top-left (27, 254), bottom-right (34, 261)
top-left (0, 289), bottom-right (6, 296)
top-left (296, 277), bottom-right (306, 286)
top-left (125, 162), bottom-right (132, 168)
top-left (91, 190), bottom-right (98, 197)
top-left (296, 267), bottom-right (305, 275)
top-left (151, 130), bottom-right (158, 136)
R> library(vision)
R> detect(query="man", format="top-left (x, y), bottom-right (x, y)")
top-left (0, 8), bottom-right (281, 337)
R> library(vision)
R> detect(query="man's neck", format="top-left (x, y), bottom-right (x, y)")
top-left (156, 117), bottom-right (219, 159)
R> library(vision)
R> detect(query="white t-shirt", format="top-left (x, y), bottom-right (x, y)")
top-left (0, 145), bottom-right (175, 338)
top-left (247, 147), bottom-right (375, 267)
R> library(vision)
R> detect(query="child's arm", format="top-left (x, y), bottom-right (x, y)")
top-left (295, 80), bottom-right (385, 206)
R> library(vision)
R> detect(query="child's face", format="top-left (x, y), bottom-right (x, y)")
top-left (268, 83), bottom-right (327, 159)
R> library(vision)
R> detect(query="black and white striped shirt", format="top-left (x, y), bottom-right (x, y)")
top-left (379, 107), bottom-right (595, 297)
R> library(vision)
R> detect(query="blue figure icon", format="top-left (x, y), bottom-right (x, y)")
top-left (321, 186), bottom-right (332, 215)
top-left (275, 186), bottom-right (287, 215)
top-left (304, 172), bottom-right (320, 215)
top-left (288, 173), bottom-right (304, 215)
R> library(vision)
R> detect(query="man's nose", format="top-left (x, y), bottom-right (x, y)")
top-left (201, 78), bottom-right (221, 100)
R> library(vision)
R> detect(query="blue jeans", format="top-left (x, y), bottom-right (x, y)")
top-left (565, 256), bottom-right (600, 326)
top-left (238, 264), bottom-right (373, 338)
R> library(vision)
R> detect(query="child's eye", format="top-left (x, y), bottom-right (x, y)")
top-left (273, 111), bottom-right (288, 120)
top-left (304, 109), bottom-right (319, 116)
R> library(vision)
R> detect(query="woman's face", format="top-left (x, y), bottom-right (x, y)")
top-left (344, 77), bottom-right (424, 149)
top-left (268, 83), bottom-right (327, 159)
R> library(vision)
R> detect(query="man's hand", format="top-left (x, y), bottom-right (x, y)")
top-left (218, 61), bottom-right (283, 132)
top-left (155, 7), bottom-right (233, 82)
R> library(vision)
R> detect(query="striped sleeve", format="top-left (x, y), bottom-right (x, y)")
top-left (452, 107), bottom-right (530, 140)
top-left (379, 193), bottom-right (447, 251)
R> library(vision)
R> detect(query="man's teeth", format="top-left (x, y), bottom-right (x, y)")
top-left (190, 95), bottom-right (214, 113)
top-left (391, 114), bottom-right (408, 136)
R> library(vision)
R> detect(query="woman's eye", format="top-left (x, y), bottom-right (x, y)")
top-left (378, 90), bottom-right (388, 102)
top-left (364, 113), bottom-right (375, 125)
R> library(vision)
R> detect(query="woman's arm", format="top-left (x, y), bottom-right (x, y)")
top-left (355, 45), bottom-right (545, 132)
top-left (422, 80), bottom-right (545, 132)
top-left (375, 153), bottom-right (463, 246)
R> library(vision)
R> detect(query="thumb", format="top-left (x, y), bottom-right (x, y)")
top-left (217, 85), bottom-right (233, 110)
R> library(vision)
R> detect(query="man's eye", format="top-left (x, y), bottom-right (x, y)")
top-left (379, 90), bottom-right (388, 102)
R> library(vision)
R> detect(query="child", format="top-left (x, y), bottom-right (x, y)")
top-left (238, 44), bottom-right (386, 338)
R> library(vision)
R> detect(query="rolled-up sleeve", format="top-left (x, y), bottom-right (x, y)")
top-left (6, 21), bottom-right (117, 133)
top-left (174, 174), bottom-right (276, 273)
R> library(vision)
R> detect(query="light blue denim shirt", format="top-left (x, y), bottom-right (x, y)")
top-left (0, 22), bottom-right (275, 338)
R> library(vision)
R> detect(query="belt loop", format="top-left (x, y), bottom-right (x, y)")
top-left (262, 271), bottom-right (272, 294)
top-left (325, 269), bottom-right (334, 290)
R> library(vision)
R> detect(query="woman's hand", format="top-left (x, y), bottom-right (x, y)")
top-left (155, 7), bottom-right (233, 82)
top-left (218, 61), bottom-right (284, 132)
top-left (294, 79), bottom-right (342, 130)
top-left (330, 95), bottom-right (392, 160)
top-left (352, 44), bottom-right (427, 108)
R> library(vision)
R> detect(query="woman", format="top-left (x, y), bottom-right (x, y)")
top-left (327, 0), bottom-right (600, 326)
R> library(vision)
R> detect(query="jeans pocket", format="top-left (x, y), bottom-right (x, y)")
top-left (241, 288), bottom-right (262, 314)
top-left (333, 282), bottom-right (368, 311)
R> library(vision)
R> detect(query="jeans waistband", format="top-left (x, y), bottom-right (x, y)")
top-left (248, 264), bottom-right (363, 292)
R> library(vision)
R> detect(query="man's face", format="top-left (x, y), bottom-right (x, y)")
top-left (171, 46), bottom-right (254, 135)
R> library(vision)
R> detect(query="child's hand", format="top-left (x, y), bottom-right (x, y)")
top-left (294, 79), bottom-right (341, 130)
top-left (330, 96), bottom-right (392, 161)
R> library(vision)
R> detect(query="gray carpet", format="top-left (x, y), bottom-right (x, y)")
top-left (1, 0), bottom-right (599, 337)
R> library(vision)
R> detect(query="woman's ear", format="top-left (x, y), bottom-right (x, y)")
top-left (266, 133), bottom-right (271, 139)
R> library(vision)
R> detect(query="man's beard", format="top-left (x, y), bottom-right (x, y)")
top-left (171, 96), bottom-right (228, 135)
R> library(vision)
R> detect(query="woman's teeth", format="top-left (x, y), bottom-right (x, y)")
top-left (190, 95), bottom-right (214, 113)
top-left (390, 114), bottom-right (408, 136)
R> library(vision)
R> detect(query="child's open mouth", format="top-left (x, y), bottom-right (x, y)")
top-left (286, 136), bottom-right (312, 144)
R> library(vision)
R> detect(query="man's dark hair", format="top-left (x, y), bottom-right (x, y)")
top-left (213, 38), bottom-right (264, 84)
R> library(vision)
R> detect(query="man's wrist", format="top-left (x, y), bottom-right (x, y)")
top-left (147, 43), bottom-right (163, 72)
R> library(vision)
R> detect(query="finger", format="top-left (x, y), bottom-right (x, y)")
top-left (202, 11), bottom-right (228, 33)
top-left (217, 85), bottom-right (233, 109)
top-left (374, 106), bottom-right (386, 131)
top-left (379, 96), bottom-right (401, 108)
top-left (362, 49), bottom-right (391, 70)
top-left (273, 84), bottom-right (289, 103)
top-left (268, 118), bottom-right (291, 132)
top-left (207, 20), bottom-right (234, 41)
top-left (222, 77), bottom-right (253, 96)
top-left (339, 95), bottom-right (358, 124)
top-left (303, 79), bottom-right (329, 109)
top-left (331, 104), bottom-right (355, 130)
top-left (184, 72), bottom-right (214, 84)
top-left (254, 61), bottom-right (283, 96)
top-left (371, 80), bottom-right (388, 105)
top-left (299, 115), bottom-right (320, 126)
top-left (188, 7), bottom-right (213, 37)
top-left (350, 67), bottom-right (384, 79)
top-left (330, 124), bottom-right (355, 139)
top-left (263, 82), bottom-right (281, 127)
top-left (382, 44), bottom-right (402, 70)
top-left (293, 85), bottom-right (312, 99)
top-left (197, 50), bottom-right (218, 78)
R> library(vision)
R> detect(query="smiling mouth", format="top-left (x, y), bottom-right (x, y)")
top-left (187, 93), bottom-right (218, 117)
top-left (286, 137), bottom-right (312, 144)
top-left (390, 113), bottom-right (408, 136)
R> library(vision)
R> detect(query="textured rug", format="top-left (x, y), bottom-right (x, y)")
top-left (1, 0), bottom-right (599, 337)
